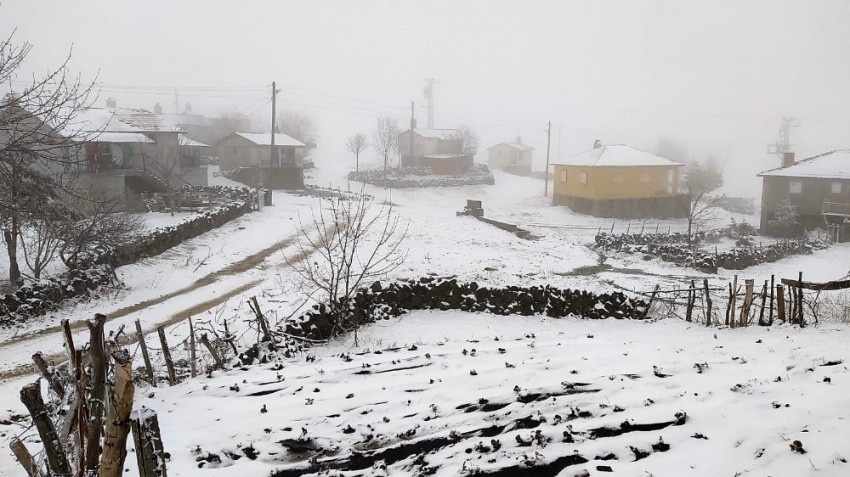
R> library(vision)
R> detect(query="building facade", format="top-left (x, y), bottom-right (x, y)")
top-left (487, 139), bottom-right (533, 175)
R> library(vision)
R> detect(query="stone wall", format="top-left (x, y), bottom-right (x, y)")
top-left (285, 277), bottom-right (648, 340)
top-left (348, 164), bottom-right (495, 189)
top-left (0, 186), bottom-right (257, 327)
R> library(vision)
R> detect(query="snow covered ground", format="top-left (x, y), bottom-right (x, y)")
top-left (2, 153), bottom-right (850, 476)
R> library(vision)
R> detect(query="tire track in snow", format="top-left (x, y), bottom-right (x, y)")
top-left (0, 223), bottom-right (339, 381)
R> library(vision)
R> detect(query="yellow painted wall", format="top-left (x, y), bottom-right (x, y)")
top-left (553, 165), bottom-right (681, 200)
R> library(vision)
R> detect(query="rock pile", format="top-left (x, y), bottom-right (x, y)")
top-left (285, 277), bottom-right (648, 340)
top-left (348, 164), bottom-right (495, 188)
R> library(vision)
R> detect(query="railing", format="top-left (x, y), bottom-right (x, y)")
top-left (822, 201), bottom-right (850, 216)
top-left (141, 154), bottom-right (194, 191)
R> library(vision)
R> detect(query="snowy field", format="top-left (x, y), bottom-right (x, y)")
top-left (1, 153), bottom-right (850, 476)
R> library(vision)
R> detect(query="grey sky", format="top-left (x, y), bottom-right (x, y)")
top-left (3, 0), bottom-right (849, 196)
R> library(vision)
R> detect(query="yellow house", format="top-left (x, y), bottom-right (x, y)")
top-left (552, 144), bottom-right (688, 219)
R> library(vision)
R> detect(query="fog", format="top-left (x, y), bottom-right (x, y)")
top-left (3, 0), bottom-right (849, 197)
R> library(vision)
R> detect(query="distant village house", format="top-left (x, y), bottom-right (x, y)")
top-left (551, 143), bottom-right (688, 219)
top-left (487, 137), bottom-right (533, 175)
top-left (398, 128), bottom-right (472, 175)
top-left (216, 132), bottom-right (307, 189)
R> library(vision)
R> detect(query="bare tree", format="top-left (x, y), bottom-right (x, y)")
top-left (58, 196), bottom-right (147, 269)
top-left (276, 110), bottom-right (318, 146)
top-left (371, 116), bottom-right (398, 182)
top-left (680, 161), bottom-right (724, 240)
top-left (769, 199), bottom-right (800, 238)
top-left (346, 133), bottom-right (368, 173)
top-left (286, 190), bottom-right (407, 343)
top-left (444, 125), bottom-right (479, 155)
top-left (1, 28), bottom-right (97, 284)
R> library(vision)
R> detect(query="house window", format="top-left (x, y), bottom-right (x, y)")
top-left (560, 170), bottom-right (567, 183)
top-left (612, 173), bottom-right (623, 183)
top-left (640, 173), bottom-right (650, 183)
top-left (580, 172), bottom-right (588, 185)
top-left (789, 181), bottom-right (802, 194)
top-left (831, 182), bottom-right (842, 194)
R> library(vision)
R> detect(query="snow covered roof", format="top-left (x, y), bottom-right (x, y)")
top-left (110, 108), bottom-right (181, 132)
top-left (487, 142), bottom-right (533, 151)
top-left (407, 128), bottom-right (457, 139)
top-left (758, 150), bottom-right (850, 179)
top-left (180, 135), bottom-right (210, 147)
top-left (552, 145), bottom-right (683, 167)
top-left (233, 132), bottom-right (306, 147)
top-left (423, 153), bottom-right (469, 159)
top-left (62, 108), bottom-right (154, 143)
top-left (94, 132), bottom-right (154, 143)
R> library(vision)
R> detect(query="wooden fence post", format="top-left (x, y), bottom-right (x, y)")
top-left (776, 285), bottom-right (786, 323)
top-left (685, 281), bottom-right (695, 322)
top-left (85, 314), bottom-right (108, 474)
top-left (188, 316), bottom-right (197, 378)
top-left (798, 271), bottom-right (805, 327)
top-left (645, 285), bottom-right (660, 318)
top-left (703, 279), bottom-right (712, 326)
top-left (9, 438), bottom-right (40, 477)
top-left (62, 319), bottom-right (77, 369)
top-left (101, 354), bottom-right (135, 477)
top-left (768, 275), bottom-right (775, 325)
top-left (130, 409), bottom-right (168, 477)
top-left (758, 281), bottom-right (768, 326)
top-left (157, 326), bottom-right (177, 385)
top-left (135, 320), bottom-right (156, 386)
top-left (200, 333), bottom-right (224, 370)
top-left (32, 352), bottom-right (65, 398)
top-left (740, 279), bottom-right (754, 327)
top-left (20, 383), bottom-right (72, 476)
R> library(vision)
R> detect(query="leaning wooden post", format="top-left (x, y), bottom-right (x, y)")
top-left (101, 352), bottom-right (136, 477)
top-left (62, 319), bottom-right (77, 368)
top-left (703, 279), bottom-right (712, 326)
top-left (188, 316), bottom-right (197, 378)
top-left (758, 281), bottom-right (768, 326)
top-left (729, 275), bottom-right (738, 328)
top-left (135, 320), bottom-right (156, 386)
top-left (645, 285), bottom-right (660, 318)
top-left (130, 409), bottom-right (168, 477)
top-left (85, 314), bottom-right (108, 474)
top-left (740, 279), bottom-right (754, 327)
top-left (157, 326), bottom-right (177, 385)
top-left (776, 285), bottom-right (786, 322)
top-left (9, 438), bottom-right (40, 477)
top-left (200, 333), bottom-right (224, 370)
top-left (685, 280), bottom-right (695, 322)
top-left (32, 352), bottom-right (65, 398)
top-left (768, 275), bottom-right (775, 325)
top-left (20, 383), bottom-right (73, 476)
top-left (798, 271), bottom-right (805, 327)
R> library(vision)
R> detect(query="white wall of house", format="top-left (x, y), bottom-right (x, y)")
top-left (488, 144), bottom-right (533, 168)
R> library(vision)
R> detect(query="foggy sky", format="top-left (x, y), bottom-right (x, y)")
top-left (3, 0), bottom-right (850, 197)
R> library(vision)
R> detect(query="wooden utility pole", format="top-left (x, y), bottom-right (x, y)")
top-left (270, 81), bottom-right (278, 167)
top-left (544, 120), bottom-right (551, 197)
top-left (409, 101), bottom-right (415, 167)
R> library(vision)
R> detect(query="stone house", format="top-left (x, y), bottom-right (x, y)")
top-left (487, 138), bottom-right (533, 175)
top-left (216, 132), bottom-right (306, 189)
top-left (398, 128), bottom-right (471, 175)
top-left (758, 151), bottom-right (850, 239)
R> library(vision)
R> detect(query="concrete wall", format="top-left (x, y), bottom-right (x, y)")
top-left (553, 193), bottom-right (688, 219)
top-left (228, 166), bottom-right (304, 190)
top-left (488, 144), bottom-right (532, 168)
top-left (553, 164), bottom-right (680, 201)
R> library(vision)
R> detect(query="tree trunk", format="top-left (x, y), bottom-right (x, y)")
top-left (101, 357), bottom-right (135, 477)
top-left (4, 225), bottom-right (22, 286)
top-left (85, 314), bottom-right (108, 474)
top-left (20, 383), bottom-right (72, 476)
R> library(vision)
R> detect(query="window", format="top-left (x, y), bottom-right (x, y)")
top-left (640, 173), bottom-right (650, 183)
top-left (832, 182), bottom-right (843, 194)
top-left (580, 171), bottom-right (588, 185)
top-left (789, 181), bottom-right (802, 194)
top-left (667, 169), bottom-right (674, 184)
top-left (612, 173), bottom-right (623, 183)
top-left (560, 170), bottom-right (567, 183)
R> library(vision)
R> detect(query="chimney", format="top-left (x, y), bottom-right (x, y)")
top-left (106, 97), bottom-right (117, 108)
top-left (593, 139), bottom-right (602, 149)
top-left (782, 152), bottom-right (795, 168)
top-left (153, 102), bottom-right (162, 114)
top-left (516, 136), bottom-right (522, 144)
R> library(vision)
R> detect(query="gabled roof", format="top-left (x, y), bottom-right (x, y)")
top-left (180, 135), bottom-right (210, 147)
top-left (404, 128), bottom-right (457, 139)
top-left (757, 150), bottom-right (850, 179)
top-left (487, 142), bottom-right (533, 151)
top-left (552, 145), bottom-right (683, 167)
top-left (231, 132), bottom-right (306, 147)
top-left (62, 108), bottom-right (154, 143)
top-left (110, 108), bottom-right (181, 132)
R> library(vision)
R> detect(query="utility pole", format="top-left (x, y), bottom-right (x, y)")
top-left (270, 81), bottom-right (278, 167)
top-left (409, 101), bottom-right (416, 167)
top-left (173, 90), bottom-right (180, 114)
top-left (544, 120), bottom-right (551, 197)
top-left (423, 78), bottom-right (435, 129)
top-left (766, 116), bottom-right (800, 163)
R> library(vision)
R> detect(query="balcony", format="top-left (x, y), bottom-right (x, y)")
top-left (822, 201), bottom-right (850, 217)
